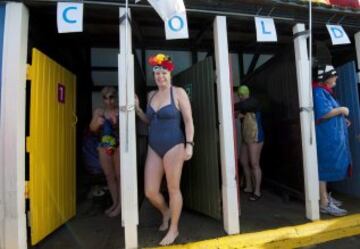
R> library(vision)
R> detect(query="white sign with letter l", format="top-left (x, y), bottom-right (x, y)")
top-left (255, 17), bottom-right (277, 42)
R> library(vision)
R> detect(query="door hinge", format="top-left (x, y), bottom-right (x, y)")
top-left (26, 136), bottom-right (31, 153)
top-left (26, 64), bottom-right (32, 81)
top-left (25, 180), bottom-right (29, 199)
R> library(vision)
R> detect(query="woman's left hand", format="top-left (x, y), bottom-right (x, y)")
top-left (184, 145), bottom-right (193, 161)
top-left (345, 118), bottom-right (351, 127)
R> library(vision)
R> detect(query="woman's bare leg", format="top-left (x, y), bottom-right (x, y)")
top-left (108, 147), bottom-right (121, 217)
top-left (160, 144), bottom-right (185, 246)
top-left (99, 148), bottom-right (118, 214)
top-left (319, 181), bottom-right (329, 207)
top-left (144, 147), bottom-right (170, 231)
top-left (248, 142), bottom-right (263, 196)
top-left (239, 144), bottom-right (252, 192)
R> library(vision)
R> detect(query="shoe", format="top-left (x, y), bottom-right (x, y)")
top-left (328, 192), bottom-right (342, 207)
top-left (320, 201), bottom-right (347, 216)
top-left (249, 193), bottom-right (262, 201)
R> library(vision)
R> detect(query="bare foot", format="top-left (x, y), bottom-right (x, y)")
top-left (159, 229), bottom-right (179, 246)
top-left (105, 204), bottom-right (116, 215)
top-left (159, 210), bottom-right (171, 231)
top-left (108, 204), bottom-right (121, 217)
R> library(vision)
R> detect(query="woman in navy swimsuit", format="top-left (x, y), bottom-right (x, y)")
top-left (89, 86), bottom-right (121, 217)
top-left (135, 54), bottom-right (194, 246)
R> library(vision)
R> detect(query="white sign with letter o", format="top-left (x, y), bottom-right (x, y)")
top-left (326, 24), bottom-right (351, 45)
top-left (165, 12), bottom-right (189, 40)
top-left (57, 2), bottom-right (83, 33)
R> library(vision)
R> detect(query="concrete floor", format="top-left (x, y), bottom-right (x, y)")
top-left (31, 189), bottom-right (360, 249)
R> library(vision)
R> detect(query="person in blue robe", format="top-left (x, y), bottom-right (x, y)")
top-left (313, 64), bottom-right (351, 216)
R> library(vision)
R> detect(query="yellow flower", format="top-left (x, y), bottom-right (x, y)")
top-left (155, 53), bottom-right (166, 64)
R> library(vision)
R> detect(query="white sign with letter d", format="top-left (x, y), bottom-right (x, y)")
top-left (326, 24), bottom-right (351, 45)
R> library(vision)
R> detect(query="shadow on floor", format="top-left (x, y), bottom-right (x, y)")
top-left (31, 189), bottom-right (360, 249)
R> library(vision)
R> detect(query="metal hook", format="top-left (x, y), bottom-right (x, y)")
top-left (337, 15), bottom-right (346, 25)
top-left (326, 13), bottom-right (337, 24)
top-left (256, 7), bottom-right (263, 16)
top-left (267, 7), bottom-right (276, 17)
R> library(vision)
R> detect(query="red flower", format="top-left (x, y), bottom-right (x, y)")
top-left (148, 56), bottom-right (158, 66)
top-left (161, 60), bottom-right (175, 72)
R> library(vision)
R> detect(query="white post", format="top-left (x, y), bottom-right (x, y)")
top-left (293, 23), bottom-right (320, 221)
top-left (355, 32), bottom-right (360, 82)
top-left (119, 7), bottom-right (138, 249)
top-left (0, 3), bottom-right (29, 249)
top-left (213, 16), bottom-right (240, 234)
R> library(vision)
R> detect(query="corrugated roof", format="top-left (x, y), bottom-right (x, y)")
top-left (276, 0), bottom-right (360, 12)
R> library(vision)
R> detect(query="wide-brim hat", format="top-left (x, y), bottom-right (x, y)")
top-left (315, 64), bottom-right (337, 82)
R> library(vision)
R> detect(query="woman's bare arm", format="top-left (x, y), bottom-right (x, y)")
top-left (89, 108), bottom-right (104, 132)
top-left (177, 87), bottom-right (194, 145)
top-left (322, 106), bottom-right (349, 120)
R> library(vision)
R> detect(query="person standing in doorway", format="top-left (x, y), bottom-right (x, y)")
top-left (313, 64), bottom-right (351, 216)
top-left (89, 86), bottom-right (121, 217)
top-left (135, 53), bottom-right (194, 246)
top-left (235, 85), bottom-right (264, 201)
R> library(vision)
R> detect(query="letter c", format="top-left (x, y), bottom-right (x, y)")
top-left (63, 6), bottom-right (77, 24)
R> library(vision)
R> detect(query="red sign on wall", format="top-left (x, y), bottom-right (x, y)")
top-left (58, 84), bottom-right (65, 103)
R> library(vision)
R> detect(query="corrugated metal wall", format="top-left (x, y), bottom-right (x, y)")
top-left (332, 61), bottom-right (360, 198)
top-left (242, 48), bottom-right (305, 195)
top-left (27, 48), bottom-right (77, 245)
top-left (173, 57), bottom-right (222, 220)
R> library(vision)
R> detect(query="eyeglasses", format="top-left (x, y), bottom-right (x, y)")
top-left (152, 66), bottom-right (169, 73)
top-left (103, 95), bottom-right (115, 100)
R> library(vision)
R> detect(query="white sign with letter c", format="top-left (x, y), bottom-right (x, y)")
top-left (57, 2), bottom-right (83, 33)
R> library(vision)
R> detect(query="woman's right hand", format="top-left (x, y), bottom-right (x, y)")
top-left (340, 107), bottom-right (349, 116)
top-left (96, 115), bottom-right (105, 126)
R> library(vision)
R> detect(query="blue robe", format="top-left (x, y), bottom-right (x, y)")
top-left (313, 87), bottom-right (351, 182)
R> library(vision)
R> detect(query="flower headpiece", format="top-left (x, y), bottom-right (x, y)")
top-left (148, 53), bottom-right (175, 72)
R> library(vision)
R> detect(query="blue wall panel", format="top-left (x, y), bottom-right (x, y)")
top-left (332, 61), bottom-right (360, 198)
top-left (0, 4), bottom-right (5, 106)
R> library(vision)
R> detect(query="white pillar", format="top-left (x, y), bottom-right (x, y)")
top-left (355, 32), bottom-right (360, 81)
top-left (0, 3), bottom-right (29, 249)
top-left (293, 23), bottom-right (320, 221)
top-left (118, 7), bottom-right (138, 249)
top-left (213, 16), bottom-right (240, 234)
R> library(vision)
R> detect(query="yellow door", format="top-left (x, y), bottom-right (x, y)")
top-left (27, 48), bottom-right (77, 245)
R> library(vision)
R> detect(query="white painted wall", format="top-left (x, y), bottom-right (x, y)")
top-left (0, 2), bottom-right (29, 249)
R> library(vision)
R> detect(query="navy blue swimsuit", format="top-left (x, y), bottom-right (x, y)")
top-left (146, 87), bottom-right (185, 158)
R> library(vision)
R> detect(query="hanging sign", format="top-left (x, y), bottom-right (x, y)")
top-left (326, 24), bottom-right (351, 45)
top-left (255, 17), bottom-right (277, 42)
top-left (165, 12), bottom-right (189, 40)
top-left (57, 2), bottom-right (83, 33)
top-left (147, 0), bottom-right (189, 40)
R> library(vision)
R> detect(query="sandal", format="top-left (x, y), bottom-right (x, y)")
top-left (249, 193), bottom-right (262, 201)
top-left (242, 188), bottom-right (252, 194)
